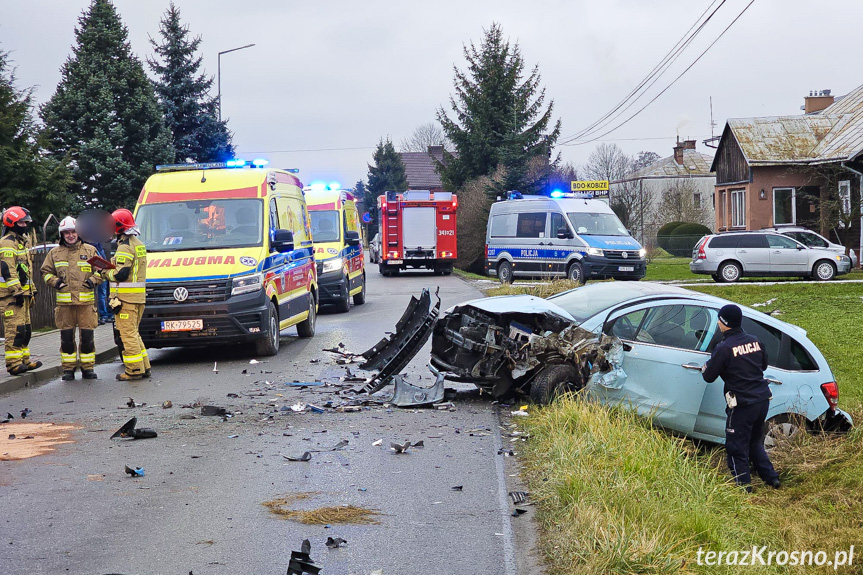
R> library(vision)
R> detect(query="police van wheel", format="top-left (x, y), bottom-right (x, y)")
top-left (297, 296), bottom-right (316, 338)
top-left (567, 262), bottom-right (584, 284)
top-left (497, 261), bottom-right (513, 284)
top-left (255, 301), bottom-right (280, 356)
top-left (353, 275), bottom-right (366, 305)
top-left (530, 364), bottom-right (581, 405)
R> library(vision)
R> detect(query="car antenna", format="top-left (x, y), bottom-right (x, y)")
top-left (201, 169), bottom-right (207, 183)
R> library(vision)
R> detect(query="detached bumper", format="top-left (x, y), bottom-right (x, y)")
top-left (818, 408), bottom-right (853, 433)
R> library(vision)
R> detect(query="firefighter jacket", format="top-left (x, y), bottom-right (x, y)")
top-left (104, 235), bottom-right (147, 304)
top-left (0, 232), bottom-right (34, 298)
top-left (41, 240), bottom-right (103, 305)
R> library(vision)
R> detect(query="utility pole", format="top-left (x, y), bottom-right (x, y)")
top-left (217, 44), bottom-right (255, 122)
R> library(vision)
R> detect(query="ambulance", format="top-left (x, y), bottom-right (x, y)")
top-left (304, 184), bottom-right (366, 312)
top-left (133, 160), bottom-right (318, 356)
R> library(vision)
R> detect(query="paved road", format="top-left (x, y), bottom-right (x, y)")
top-left (1, 267), bottom-right (537, 575)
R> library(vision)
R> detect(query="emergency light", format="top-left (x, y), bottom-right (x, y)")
top-left (154, 159), bottom-right (290, 172)
top-left (550, 189), bottom-right (565, 198)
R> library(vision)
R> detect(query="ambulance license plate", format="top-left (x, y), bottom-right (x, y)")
top-left (388, 260), bottom-right (403, 264)
top-left (618, 266), bottom-right (635, 272)
top-left (161, 319), bottom-right (203, 332)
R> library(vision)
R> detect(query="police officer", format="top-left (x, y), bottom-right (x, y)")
top-left (101, 209), bottom-right (150, 381)
top-left (702, 304), bottom-right (780, 491)
top-left (0, 206), bottom-right (42, 375)
top-left (41, 216), bottom-right (102, 380)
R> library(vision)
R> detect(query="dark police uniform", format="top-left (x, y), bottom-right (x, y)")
top-left (702, 319), bottom-right (780, 489)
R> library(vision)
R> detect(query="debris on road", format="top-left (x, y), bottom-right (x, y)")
top-left (87, 474), bottom-right (105, 481)
top-left (413, 440), bottom-right (425, 447)
top-left (512, 508), bottom-right (528, 517)
top-left (283, 452), bottom-right (312, 462)
top-left (124, 465), bottom-right (145, 477)
top-left (451, 485), bottom-right (463, 491)
top-left (161, 400), bottom-right (173, 409)
top-left (390, 441), bottom-right (411, 454)
top-left (213, 362), bottom-right (218, 373)
top-left (125, 398), bottom-right (145, 408)
top-left (509, 491), bottom-right (529, 504)
top-left (110, 417), bottom-right (158, 440)
top-left (291, 403), bottom-right (306, 412)
top-left (307, 404), bottom-right (325, 414)
top-left (287, 539), bottom-right (321, 575)
top-left (249, 359), bottom-right (260, 364)
top-left (325, 537), bottom-right (347, 549)
top-left (201, 405), bottom-right (229, 416)
top-left (372, 438), bottom-right (382, 446)
top-left (20, 408), bottom-right (31, 419)
top-left (285, 382), bottom-right (325, 387)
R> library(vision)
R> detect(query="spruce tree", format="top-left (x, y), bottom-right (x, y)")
top-left (437, 23), bottom-right (561, 194)
top-left (0, 50), bottom-right (71, 222)
top-left (365, 139), bottom-right (408, 235)
top-left (41, 0), bottom-right (173, 211)
top-left (149, 2), bottom-right (233, 163)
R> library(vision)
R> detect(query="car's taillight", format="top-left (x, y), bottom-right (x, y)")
top-left (820, 382), bottom-right (839, 410)
top-left (697, 241), bottom-right (707, 260)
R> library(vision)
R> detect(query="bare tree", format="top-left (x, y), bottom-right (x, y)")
top-left (583, 143), bottom-right (631, 182)
top-left (399, 122), bottom-right (450, 153)
top-left (656, 179), bottom-right (711, 226)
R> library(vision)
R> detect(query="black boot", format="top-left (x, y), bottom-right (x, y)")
top-left (81, 369), bottom-right (98, 380)
top-left (61, 370), bottom-right (75, 381)
top-left (143, 369), bottom-right (152, 379)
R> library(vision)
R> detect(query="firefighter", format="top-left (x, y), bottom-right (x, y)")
top-left (41, 216), bottom-right (102, 380)
top-left (0, 206), bottom-right (42, 375)
top-left (101, 209), bottom-right (150, 381)
top-left (702, 304), bottom-right (781, 491)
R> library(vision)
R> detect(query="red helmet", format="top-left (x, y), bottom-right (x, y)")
top-left (3, 206), bottom-right (32, 228)
top-left (112, 208), bottom-right (136, 233)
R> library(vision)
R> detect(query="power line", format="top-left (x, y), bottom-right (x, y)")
top-left (563, 0), bottom-right (756, 147)
top-left (559, 0), bottom-right (727, 144)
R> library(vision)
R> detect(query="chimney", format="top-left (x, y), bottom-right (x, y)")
top-left (673, 138), bottom-right (696, 165)
top-left (427, 145), bottom-right (444, 159)
top-left (804, 89), bottom-right (835, 114)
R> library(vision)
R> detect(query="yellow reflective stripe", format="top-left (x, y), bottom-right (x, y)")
top-left (78, 291), bottom-right (95, 301)
top-left (0, 249), bottom-right (15, 257)
top-left (43, 273), bottom-right (56, 281)
top-left (113, 287), bottom-right (145, 293)
top-left (122, 353), bottom-right (144, 363)
top-left (115, 254), bottom-right (132, 263)
top-left (4, 278), bottom-right (20, 286)
top-left (55, 261), bottom-right (69, 267)
top-left (61, 353), bottom-right (78, 362)
top-left (56, 293), bottom-right (72, 302)
top-left (141, 349), bottom-right (149, 357)
top-left (5, 351), bottom-right (23, 358)
top-left (79, 353), bottom-right (96, 362)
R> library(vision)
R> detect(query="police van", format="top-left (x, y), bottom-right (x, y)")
top-left (305, 184), bottom-right (365, 312)
top-left (134, 160), bottom-right (318, 356)
top-left (485, 194), bottom-right (646, 283)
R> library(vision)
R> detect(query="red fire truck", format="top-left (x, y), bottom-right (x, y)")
top-left (377, 190), bottom-right (458, 276)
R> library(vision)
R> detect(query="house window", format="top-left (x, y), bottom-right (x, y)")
top-left (718, 190), bottom-right (726, 228)
top-left (693, 193), bottom-right (701, 208)
top-left (731, 189), bottom-right (745, 228)
top-left (773, 187), bottom-right (795, 225)
top-left (839, 180), bottom-right (851, 216)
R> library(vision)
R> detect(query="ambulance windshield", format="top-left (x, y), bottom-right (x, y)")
top-left (137, 199), bottom-right (263, 252)
top-left (309, 210), bottom-right (340, 243)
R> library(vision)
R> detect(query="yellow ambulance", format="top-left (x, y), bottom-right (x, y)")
top-left (304, 185), bottom-right (366, 312)
top-left (133, 160), bottom-right (317, 356)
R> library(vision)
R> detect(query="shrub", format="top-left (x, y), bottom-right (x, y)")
top-left (655, 221), bottom-right (686, 252)
top-left (667, 222), bottom-right (712, 257)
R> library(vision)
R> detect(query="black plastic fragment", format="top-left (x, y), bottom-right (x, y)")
top-left (287, 538), bottom-right (320, 575)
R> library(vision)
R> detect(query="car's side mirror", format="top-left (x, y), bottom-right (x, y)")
top-left (345, 230), bottom-right (361, 246)
top-left (796, 244), bottom-right (805, 250)
top-left (557, 227), bottom-right (573, 240)
top-left (272, 229), bottom-right (294, 253)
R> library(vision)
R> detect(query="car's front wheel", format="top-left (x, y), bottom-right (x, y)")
top-left (717, 261), bottom-right (741, 283)
top-left (812, 260), bottom-right (836, 281)
top-left (529, 364), bottom-right (581, 405)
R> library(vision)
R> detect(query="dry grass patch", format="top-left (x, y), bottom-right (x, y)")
top-left (263, 492), bottom-right (381, 525)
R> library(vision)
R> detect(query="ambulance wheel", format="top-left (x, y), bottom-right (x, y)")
top-left (255, 301), bottom-right (280, 356)
top-left (335, 286), bottom-right (350, 313)
top-left (567, 262), bottom-right (584, 284)
top-left (497, 261), bottom-right (513, 284)
top-left (353, 274), bottom-right (366, 305)
top-left (297, 295), bottom-right (316, 338)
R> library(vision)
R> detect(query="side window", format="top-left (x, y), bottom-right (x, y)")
top-left (740, 317), bottom-right (781, 368)
top-left (795, 232), bottom-right (828, 248)
top-left (737, 234), bottom-right (767, 248)
top-left (346, 208), bottom-right (359, 233)
top-left (767, 235), bottom-right (799, 249)
top-left (269, 199), bottom-right (279, 234)
top-left (709, 235), bottom-right (739, 249)
top-left (787, 338), bottom-right (817, 371)
top-left (550, 212), bottom-right (567, 237)
top-left (609, 309), bottom-right (647, 340)
top-left (636, 305), bottom-right (713, 350)
top-left (283, 198), bottom-right (310, 245)
top-left (490, 214), bottom-right (517, 238)
top-left (516, 213), bottom-right (547, 238)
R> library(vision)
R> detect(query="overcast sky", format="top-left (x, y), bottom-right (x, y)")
top-left (2, 0), bottom-right (860, 188)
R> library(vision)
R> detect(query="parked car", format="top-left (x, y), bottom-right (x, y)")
top-left (762, 226), bottom-right (858, 268)
top-left (690, 230), bottom-right (852, 282)
top-left (369, 233), bottom-right (381, 264)
top-left (429, 282), bottom-right (852, 446)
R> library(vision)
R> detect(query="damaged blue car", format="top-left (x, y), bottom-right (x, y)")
top-left (429, 282), bottom-right (852, 445)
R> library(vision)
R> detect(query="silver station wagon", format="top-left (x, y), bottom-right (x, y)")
top-left (690, 231), bottom-right (852, 282)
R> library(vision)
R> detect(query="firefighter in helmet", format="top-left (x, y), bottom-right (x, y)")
top-left (41, 216), bottom-right (103, 380)
top-left (101, 208), bottom-right (150, 380)
top-left (0, 206), bottom-right (42, 375)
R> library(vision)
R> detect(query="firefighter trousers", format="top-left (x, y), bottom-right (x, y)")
top-left (55, 304), bottom-right (98, 371)
top-left (1, 297), bottom-right (32, 371)
top-left (115, 302), bottom-right (149, 376)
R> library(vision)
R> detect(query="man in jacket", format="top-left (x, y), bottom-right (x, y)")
top-left (41, 216), bottom-right (102, 380)
top-left (101, 209), bottom-right (150, 381)
top-left (702, 304), bottom-right (780, 491)
top-left (0, 206), bottom-right (42, 375)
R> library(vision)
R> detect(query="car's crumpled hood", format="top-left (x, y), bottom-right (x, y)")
top-left (451, 295), bottom-right (576, 322)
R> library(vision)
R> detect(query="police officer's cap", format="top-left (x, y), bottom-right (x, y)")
top-left (718, 304), bottom-right (742, 328)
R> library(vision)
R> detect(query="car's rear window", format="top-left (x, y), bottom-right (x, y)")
top-left (709, 235), bottom-right (739, 248)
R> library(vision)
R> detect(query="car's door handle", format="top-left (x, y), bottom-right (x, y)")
top-left (766, 377), bottom-right (783, 385)
top-left (681, 363), bottom-right (703, 371)
top-left (738, 249), bottom-right (747, 253)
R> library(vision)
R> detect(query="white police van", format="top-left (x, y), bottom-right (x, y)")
top-left (485, 193), bottom-right (647, 283)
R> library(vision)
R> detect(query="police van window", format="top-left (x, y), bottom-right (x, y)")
top-left (137, 199), bottom-right (263, 251)
top-left (550, 212), bottom-right (567, 236)
top-left (490, 214), bottom-right (517, 237)
top-left (740, 317), bottom-right (781, 367)
top-left (516, 213), bottom-right (547, 238)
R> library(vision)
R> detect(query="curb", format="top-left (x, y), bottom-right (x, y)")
top-left (0, 344), bottom-right (119, 396)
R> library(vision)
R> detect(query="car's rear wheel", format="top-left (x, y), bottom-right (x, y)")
top-left (567, 262), bottom-right (584, 284)
top-left (353, 274), bottom-right (366, 305)
top-left (529, 364), bottom-right (581, 405)
top-left (255, 300), bottom-right (280, 356)
top-left (813, 260), bottom-right (836, 281)
top-left (717, 261), bottom-right (741, 283)
top-left (497, 260), bottom-right (513, 284)
top-left (296, 295), bottom-right (316, 338)
top-left (763, 413), bottom-right (806, 451)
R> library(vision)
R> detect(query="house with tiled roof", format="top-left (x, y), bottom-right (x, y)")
top-left (399, 146), bottom-right (449, 192)
top-left (711, 86), bottom-right (863, 261)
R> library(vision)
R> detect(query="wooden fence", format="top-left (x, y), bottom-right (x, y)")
top-left (0, 251), bottom-right (58, 336)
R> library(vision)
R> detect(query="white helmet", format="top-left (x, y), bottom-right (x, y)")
top-left (58, 216), bottom-right (77, 233)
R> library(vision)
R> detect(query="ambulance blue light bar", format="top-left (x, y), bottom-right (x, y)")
top-left (155, 159), bottom-right (278, 172)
